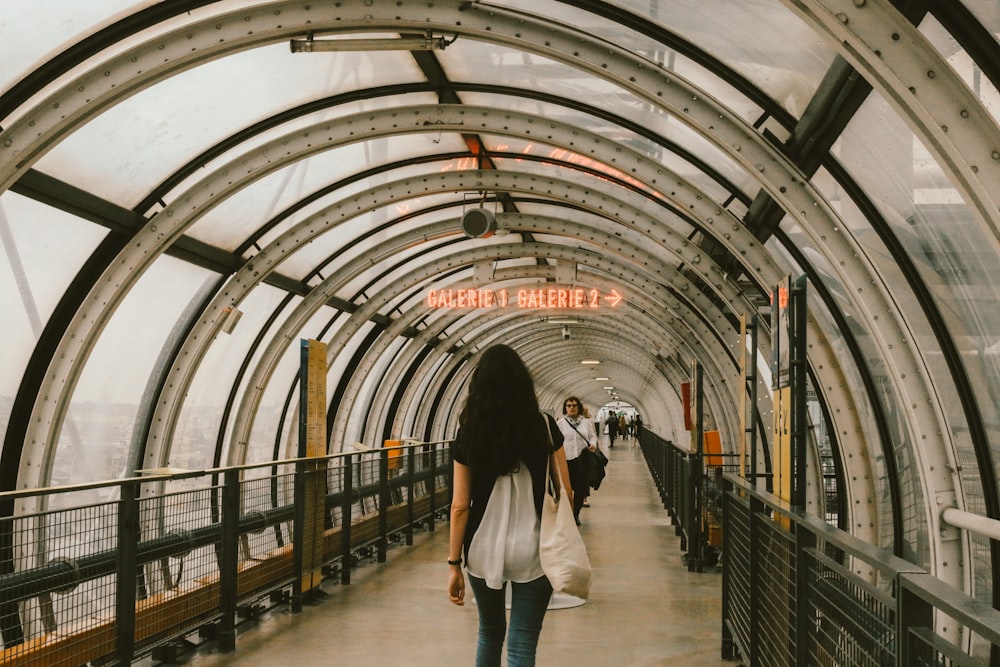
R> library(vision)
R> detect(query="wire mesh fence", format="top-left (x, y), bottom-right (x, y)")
top-left (0, 441), bottom-right (452, 666)
top-left (717, 473), bottom-right (1000, 667)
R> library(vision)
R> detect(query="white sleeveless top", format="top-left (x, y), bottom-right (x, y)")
top-left (466, 462), bottom-right (543, 589)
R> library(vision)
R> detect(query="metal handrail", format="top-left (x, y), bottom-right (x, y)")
top-left (719, 471), bottom-right (1000, 665)
top-left (0, 440), bottom-right (454, 665)
top-left (941, 506), bottom-right (1000, 542)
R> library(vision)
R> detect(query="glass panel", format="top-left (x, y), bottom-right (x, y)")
top-left (834, 92), bottom-right (1000, 580)
top-left (0, 0), bottom-right (139, 95)
top-left (463, 92), bottom-right (750, 201)
top-left (174, 285), bottom-right (298, 471)
top-left (443, 43), bottom-right (757, 195)
top-left (324, 320), bottom-right (382, 452)
top-left (33, 44), bottom-right (432, 208)
top-left (402, 352), bottom-right (450, 438)
top-left (0, 193), bottom-right (106, 447)
top-left (187, 131), bottom-right (463, 252)
top-left (919, 14), bottom-right (1000, 126)
top-left (478, 0), bottom-right (835, 117)
top-left (764, 235), bottom-right (901, 555)
top-left (273, 193), bottom-right (462, 283)
top-left (52, 256), bottom-right (216, 485)
top-left (242, 305), bottom-right (344, 464)
top-left (346, 336), bottom-right (408, 444)
top-left (222, 156), bottom-right (475, 264)
top-left (959, 0), bottom-right (1000, 39)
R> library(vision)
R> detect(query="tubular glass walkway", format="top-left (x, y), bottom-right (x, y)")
top-left (178, 442), bottom-right (731, 667)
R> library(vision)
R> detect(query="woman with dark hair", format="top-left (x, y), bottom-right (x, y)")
top-left (447, 344), bottom-right (571, 667)
top-left (556, 396), bottom-right (598, 524)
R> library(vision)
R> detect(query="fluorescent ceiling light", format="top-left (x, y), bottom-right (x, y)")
top-left (603, 386), bottom-right (614, 390)
top-left (290, 35), bottom-right (449, 52)
top-left (594, 377), bottom-right (609, 381)
top-left (580, 359), bottom-right (601, 365)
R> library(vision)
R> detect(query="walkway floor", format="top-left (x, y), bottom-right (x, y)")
top-left (178, 440), bottom-right (737, 666)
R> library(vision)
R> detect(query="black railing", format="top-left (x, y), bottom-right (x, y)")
top-left (638, 428), bottom-right (1000, 665)
top-left (0, 441), bottom-right (452, 666)
top-left (637, 427), bottom-right (738, 571)
top-left (720, 473), bottom-right (1000, 666)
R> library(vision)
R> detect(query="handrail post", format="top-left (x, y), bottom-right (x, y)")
top-left (218, 468), bottom-right (240, 652)
top-left (428, 444), bottom-right (438, 532)
top-left (689, 361), bottom-right (705, 572)
top-left (116, 479), bottom-right (139, 664)
top-left (291, 457), bottom-right (305, 613)
top-left (406, 445), bottom-right (416, 546)
top-left (341, 453), bottom-right (353, 584)
top-left (720, 476), bottom-right (735, 660)
top-left (378, 447), bottom-right (388, 563)
top-left (897, 573), bottom-right (934, 667)
top-left (794, 520), bottom-right (817, 667)
top-left (748, 494), bottom-right (763, 666)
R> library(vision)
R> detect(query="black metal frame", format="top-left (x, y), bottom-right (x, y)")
top-left (0, 441), bottom-right (452, 666)
top-left (720, 473), bottom-right (1000, 667)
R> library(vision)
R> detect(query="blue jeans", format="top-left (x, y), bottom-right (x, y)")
top-left (467, 574), bottom-right (553, 667)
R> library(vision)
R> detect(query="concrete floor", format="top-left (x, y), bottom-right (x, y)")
top-left (178, 441), bottom-right (739, 666)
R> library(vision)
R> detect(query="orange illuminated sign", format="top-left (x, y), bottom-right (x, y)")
top-left (427, 287), bottom-right (623, 310)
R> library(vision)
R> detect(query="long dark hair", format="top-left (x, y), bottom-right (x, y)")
top-left (456, 344), bottom-right (548, 478)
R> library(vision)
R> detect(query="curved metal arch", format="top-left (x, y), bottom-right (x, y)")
top-left (258, 8), bottom-right (1000, 533)
top-left (15, 97), bottom-right (780, 486)
top-left (330, 252), bottom-right (740, 450)
top-left (135, 154), bottom-right (779, 478)
top-left (516, 332), bottom-right (732, 446)
top-left (405, 306), bottom-right (689, 445)
top-left (255, 238), bottom-right (739, 455)
top-left (0, 0), bottom-right (968, 422)
top-left (368, 290), bottom-right (701, 449)
top-left (145, 87), bottom-right (752, 226)
top-left (786, 0), bottom-right (1000, 590)
top-left (0, 3), bottom-right (876, 332)
top-left (526, 348), bottom-right (688, 444)
top-left (428, 322), bottom-right (686, 446)
top-left (523, 336), bottom-right (682, 414)
top-left (386, 310), bottom-right (680, 422)
top-left (504, 325), bottom-right (678, 413)
top-left (783, 0), bottom-right (1000, 255)
top-left (394, 267), bottom-right (739, 448)
top-left (431, 334), bottom-right (686, 445)
top-left (394, 315), bottom-right (684, 446)
top-left (329, 208), bottom-right (758, 327)
top-left (2, 1), bottom-right (952, 565)
top-left (372, 300), bottom-right (675, 443)
top-left (383, 294), bottom-right (685, 442)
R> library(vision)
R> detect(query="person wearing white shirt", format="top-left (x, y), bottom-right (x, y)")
top-left (556, 397), bottom-right (598, 524)
top-left (447, 344), bottom-right (573, 667)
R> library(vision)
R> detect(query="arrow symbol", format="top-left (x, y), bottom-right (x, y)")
top-left (604, 289), bottom-right (623, 307)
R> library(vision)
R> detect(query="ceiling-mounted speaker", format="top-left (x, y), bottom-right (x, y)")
top-left (461, 208), bottom-right (497, 238)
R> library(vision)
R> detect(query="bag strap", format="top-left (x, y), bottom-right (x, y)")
top-left (541, 414), bottom-right (561, 500)
top-left (565, 418), bottom-right (605, 462)
top-left (564, 418), bottom-right (588, 442)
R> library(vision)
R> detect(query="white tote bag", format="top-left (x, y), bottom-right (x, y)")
top-left (538, 455), bottom-right (592, 599)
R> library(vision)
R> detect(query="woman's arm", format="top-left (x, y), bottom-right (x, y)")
top-left (447, 460), bottom-right (471, 605)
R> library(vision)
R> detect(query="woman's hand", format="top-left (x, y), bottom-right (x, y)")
top-left (448, 566), bottom-right (466, 605)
